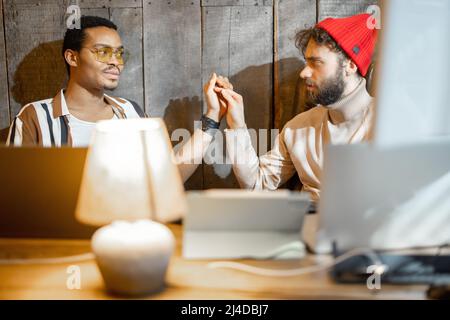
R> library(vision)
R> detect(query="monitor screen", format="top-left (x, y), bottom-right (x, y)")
top-left (373, 0), bottom-right (450, 146)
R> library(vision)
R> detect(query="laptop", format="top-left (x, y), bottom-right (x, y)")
top-left (310, 141), bottom-right (450, 254)
top-left (183, 189), bottom-right (310, 259)
top-left (0, 147), bottom-right (97, 239)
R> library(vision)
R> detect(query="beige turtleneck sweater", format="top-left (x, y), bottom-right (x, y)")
top-left (225, 78), bottom-right (374, 202)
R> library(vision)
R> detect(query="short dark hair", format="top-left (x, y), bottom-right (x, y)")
top-left (295, 27), bottom-right (352, 70)
top-left (62, 16), bottom-right (118, 74)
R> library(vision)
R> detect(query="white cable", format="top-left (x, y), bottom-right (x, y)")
top-left (208, 247), bottom-right (386, 277)
top-left (0, 252), bottom-right (95, 265)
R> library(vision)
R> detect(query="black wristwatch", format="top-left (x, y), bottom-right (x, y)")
top-left (201, 114), bottom-right (220, 136)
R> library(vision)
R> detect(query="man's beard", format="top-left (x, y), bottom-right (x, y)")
top-left (306, 67), bottom-right (345, 106)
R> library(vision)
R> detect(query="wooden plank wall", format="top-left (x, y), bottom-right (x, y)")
top-left (143, 0), bottom-right (203, 190)
top-left (202, 0), bottom-right (274, 189)
top-left (0, 0), bottom-right (9, 129)
top-left (275, 0), bottom-right (316, 130)
top-left (0, 0), bottom-right (377, 189)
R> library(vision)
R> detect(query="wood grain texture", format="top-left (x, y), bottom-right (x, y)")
top-left (0, 0), bottom-right (10, 129)
top-left (109, 7), bottom-right (144, 109)
top-left (202, 4), bottom-right (273, 189)
top-left (274, 0), bottom-right (316, 129)
top-left (202, 0), bottom-right (244, 6)
top-left (79, 7), bottom-right (109, 18)
top-left (0, 224), bottom-right (429, 300)
top-left (4, 0), bottom-right (67, 117)
top-left (201, 5), bottom-right (234, 188)
top-left (202, 0), bottom-right (273, 5)
top-left (243, 0), bottom-right (273, 5)
top-left (228, 6), bottom-right (273, 131)
top-left (78, 0), bottom-right (142, 8)
top-left (318, 0), bottom-right (378, 20)
top-left (143, 0), bottom-right (201, 120)
top-left (143, 0), bottom-right (203, 190)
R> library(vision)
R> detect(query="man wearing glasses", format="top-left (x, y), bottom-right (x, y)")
top-left (7, 16), bottom-right (229, 182)
top-left (8, 16), bottom-right (140, 147)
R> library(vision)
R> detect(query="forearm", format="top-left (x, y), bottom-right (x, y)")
top-left (225, 127), bottom-right (261, 189)
top-left (225, 127), bottom-right (296, 190)
top-left (174, 128), bottom-right (213, 183)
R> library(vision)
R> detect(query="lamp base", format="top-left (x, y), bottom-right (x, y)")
top-left (91, 219), bottom-right (175, 296)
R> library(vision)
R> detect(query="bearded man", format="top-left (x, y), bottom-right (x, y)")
top-left (212, 13), bottom-right (378, 202)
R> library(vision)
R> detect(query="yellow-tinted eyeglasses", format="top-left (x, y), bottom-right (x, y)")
top-left (83, 46), bottom-right (129, 65)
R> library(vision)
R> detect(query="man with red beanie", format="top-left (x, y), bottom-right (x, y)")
top-left (213, 13), bottom-right (377, 202)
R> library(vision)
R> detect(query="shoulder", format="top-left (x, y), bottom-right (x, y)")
top-left (283, 106), bottom-right (328, 131)
top-left (279, 106), bottom-right (327, 147)
top-left (109, 96), bottom-right (146, 118)
top-left (16, 98), bottom-right (53, 120)
top-left (108, 96), bottom-right (129, 105)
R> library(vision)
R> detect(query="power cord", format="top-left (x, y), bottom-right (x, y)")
top-left (208, 247), bottom-right (387, 277)
top-left (208, 244), bottom-right (450, 278)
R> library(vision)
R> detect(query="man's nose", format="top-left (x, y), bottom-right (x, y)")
top-left (299, 65), bottom-right (312, 79)
top-left (108, 54), bottom-right (120, 67)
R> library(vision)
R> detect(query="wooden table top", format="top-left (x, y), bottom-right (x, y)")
top-left (0, 224), bottom-right (429, 300)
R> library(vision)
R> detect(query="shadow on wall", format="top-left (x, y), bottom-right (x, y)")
top-left (163, 96), bottom-right (202, 136)
top-left (228, 62), bottom-right (273, 132)
top-left (163, 96), bottom-right (203, 191)
top-left (277, 57), bottom-right (316, 129)
top-left (11, 40), bottom-right (68, 114)
top-left (0, 127), bottom-right (9, 144)
top-left (162, 57), bottom-right (311, 137)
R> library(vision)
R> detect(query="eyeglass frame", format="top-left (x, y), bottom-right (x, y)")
top-left (81, 45), bottom-right (129, 65)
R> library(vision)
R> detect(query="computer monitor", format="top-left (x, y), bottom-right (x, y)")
top-left (373, 0), bottom-right (450, 146)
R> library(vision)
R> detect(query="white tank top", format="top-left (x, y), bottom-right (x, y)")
top-left (68, 113), bottom-right (118, 147)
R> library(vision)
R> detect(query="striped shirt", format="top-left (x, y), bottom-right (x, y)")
top-left (7, 89), bottom-right (145, 147)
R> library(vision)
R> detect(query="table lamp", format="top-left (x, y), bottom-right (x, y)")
top-left (75, 118), bottom-right (187, 296)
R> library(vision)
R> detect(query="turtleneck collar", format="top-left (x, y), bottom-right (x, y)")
top-left (325, 78), bottom-right (372, 125)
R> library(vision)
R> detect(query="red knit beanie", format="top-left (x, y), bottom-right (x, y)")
top-left (316, 13), bottom-right (378, 76)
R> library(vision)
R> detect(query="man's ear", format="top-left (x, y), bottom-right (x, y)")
top-left (344, 58), bottom-right (358, 77)
top-left (64, 49), bottom-right (79, 69)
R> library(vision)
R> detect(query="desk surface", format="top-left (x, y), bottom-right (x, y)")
top-left (0, 224), bottom-right (428, 300)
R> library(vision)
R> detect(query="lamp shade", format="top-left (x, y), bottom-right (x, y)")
top-left (75, 118), bottom-right (187, 226)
